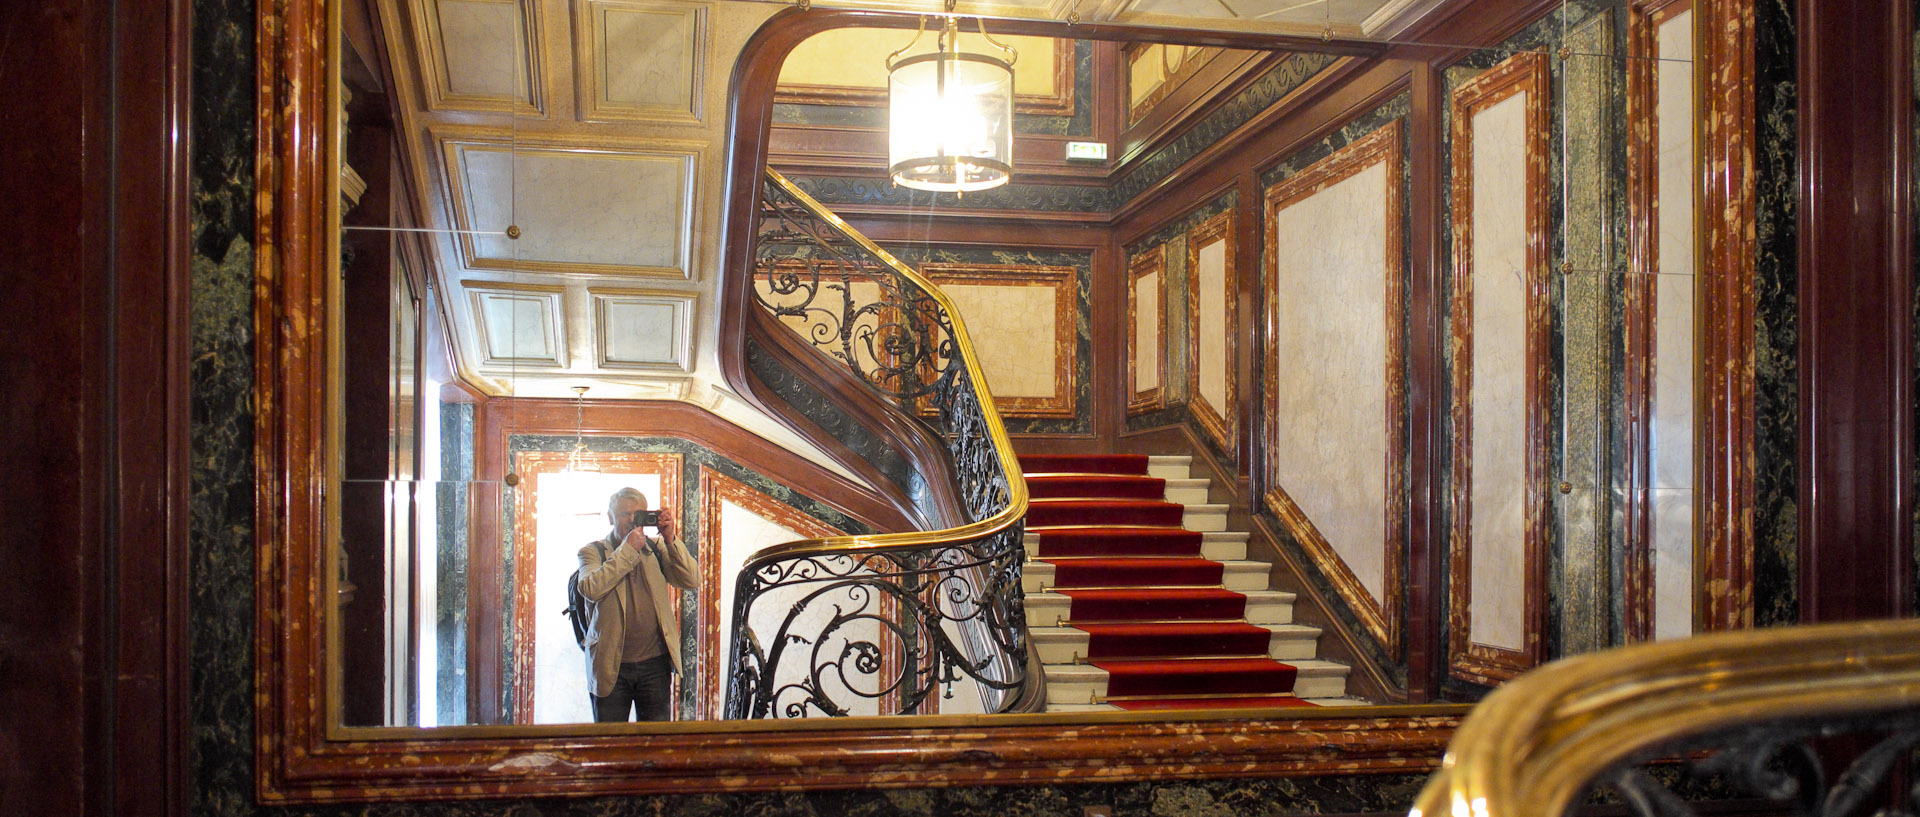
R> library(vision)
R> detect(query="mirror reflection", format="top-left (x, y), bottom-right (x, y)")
top-left (333, 0), bottom-right (1702, 728)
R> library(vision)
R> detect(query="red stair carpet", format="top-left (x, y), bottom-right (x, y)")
top-left (1019, 453), bottom-right (1318, 712)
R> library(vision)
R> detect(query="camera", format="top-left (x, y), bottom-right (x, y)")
top-left (631, 509), bottom-right (661, 527)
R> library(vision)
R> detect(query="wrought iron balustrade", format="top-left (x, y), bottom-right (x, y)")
top-left (1410, 618), bottom-right (1920, 817)
top-left (722, 169), bottom-right (1038, 719)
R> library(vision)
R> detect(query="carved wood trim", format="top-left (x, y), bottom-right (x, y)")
top-left (1186, 209), bottom-right (1238, 452)
top-left (1128, 244), bottom-right (1168, 414)
top-left (1445, 50), bottom-right (1550, 687)
top-left (1694, 0), bottom-right (1756, 632)
top-left (1623, 0), bottom-right (1695, 644)
top-left (1260, 119), bottom-right (1407, 660)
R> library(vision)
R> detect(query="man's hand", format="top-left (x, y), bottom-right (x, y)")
top-left (653, 507), bottom-right (677, 546)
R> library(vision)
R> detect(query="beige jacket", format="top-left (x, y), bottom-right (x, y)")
top-left (576, 530), bottom-right (700, 697)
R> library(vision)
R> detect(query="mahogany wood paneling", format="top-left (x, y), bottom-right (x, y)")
top-left (1622, 0), bottom-right (1695, 644)
top-left (1128, 245), bottom-right (1168, 414)
top-left (1186, 209), bottom-right (1239, 453)
top-left (1694, 0), bottom-right (1758, 633)
top-left (6, 0), bottom-right (192, 810)
top-left (1404, 61), bottom-right (1446, 702)
top-left (1445, 51), bottom-right (1551, 687)
top-left (1796, 0), bottom-right (1915, 623)
top-left (1261, 120), bottom-right (1408, 662)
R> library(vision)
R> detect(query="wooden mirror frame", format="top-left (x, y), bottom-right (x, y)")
top-left (253, 0), bottom-right (1754, 803)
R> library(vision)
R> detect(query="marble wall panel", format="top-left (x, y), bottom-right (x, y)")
top-left (1446, 51), bottom-right (1550, 687)
top-left (1130, 246), bottom-right (1167, 413)
top-left (926, 264), bottom-right (1079, 418)
top-left (1264, 121), bottom-right (1406, 658)
top-left (1752, 0), bottom-right (1799, 628)
top-left (1188, 211), bottom-right (1237, 452)
top-left (1651, 8), bottom-right (1698, 641)
top-left (573, 0), bottom-right (705, 123)
top-left (1466, 94), bottom-right (1531, 654)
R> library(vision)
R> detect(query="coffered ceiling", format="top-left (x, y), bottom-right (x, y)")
top-left (358, 0), bottom-right (1445, 462)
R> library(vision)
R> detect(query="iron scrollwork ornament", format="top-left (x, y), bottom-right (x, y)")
top-left (725, 171), bottom-right (1029, 719)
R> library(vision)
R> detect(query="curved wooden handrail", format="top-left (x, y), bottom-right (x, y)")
top-left (1410, 618), bottom-right (1920, 817)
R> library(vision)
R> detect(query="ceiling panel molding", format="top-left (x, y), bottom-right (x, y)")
top-left (436, 130), bottom-right (703, 279)
top-left (572, 0), bottom-right (709, 124)
top-left (590, 287), bottom-right (698, 372)
top-left (461, 280), bottom-right (571, 370)
top-left (407, 0), bottom-right (549, 115)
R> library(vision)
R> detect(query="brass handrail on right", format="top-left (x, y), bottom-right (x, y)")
top-left (722, 169), bottom-right (1040, 719)
top-left (1411, 618), bottom-right (1920, 817)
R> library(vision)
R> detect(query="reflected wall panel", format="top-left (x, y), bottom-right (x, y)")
top-left (1129, 246), bottom-right (1167, 414)
top-left (1262, 120), bottom-right (1406, 658)
top-left (924, 264), bottom-right (1079, 419)
top-left (1446, 52), bottom-right (1550, 686)
top-left (1187, 211), bottom-right (1237, 452)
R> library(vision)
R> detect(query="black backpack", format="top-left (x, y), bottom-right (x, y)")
top-left (562, 541), bottom-right (607, 650)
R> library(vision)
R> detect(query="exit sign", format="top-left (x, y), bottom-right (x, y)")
top-left (1066, 141), bottom-right (1108, 161)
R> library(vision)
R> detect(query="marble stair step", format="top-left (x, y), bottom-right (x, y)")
top-left (1145, 455), bottom-right (1191, 480)
top-left (1182, 504), bottom-right (1228, 531)
top-left (1038, 659), bottom-right (1349, 705)
top-left (1161, 478), bottom-right (1210, 505)
top-left (1024, 530), bottom-right (1247, 561)
top-left (1022, 559), bottom-right (1272, 593)
top-left (1029, 623), bottom-right (1324, 664)
top-left (1023, 589), bottom-right (1296, 627)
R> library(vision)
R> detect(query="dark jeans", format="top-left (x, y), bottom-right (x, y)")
top-left (591, 655), bottom-right (674, 722)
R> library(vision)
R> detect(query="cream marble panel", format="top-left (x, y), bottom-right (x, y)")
top-left (941, 283), bottom-right (1059, 399)
top-left (468, 285), bottom-right (567, 368)
top-left (458, 144), bottom-right (694, 274)
top-left (593, 290), bottom-right (693, 370)
top-left (1194, 238), bottom-right (1230, 414)
top-left (1652, 487), bottom-right (1696, 640)
top-left (586, 0), bottom-right (702, 119)
top-left (435, 0), bottom-right (532, 102)
top-left (1466, 91), bottom-right (1531, 654)
top-left (1134, 270), bottom-right (1162, 393)
top-left (1271, 162), bottom-right (1391, 605)
top-left (721, 500), bottom-right (882, 717)
top-left (1656, 10), bottom-right (1696, 281)
top-left (1651, 8), bottom-right (1696, 640)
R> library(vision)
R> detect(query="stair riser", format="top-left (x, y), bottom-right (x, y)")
top-left (1025, 534), bottom-right (1246, 561)
top-left (1024, 597), bottom-right (1293, 627)
top-left (1032, 632), bottom-right (1322, 664)
top-left (1023, 565), bottom-right (1270, 593)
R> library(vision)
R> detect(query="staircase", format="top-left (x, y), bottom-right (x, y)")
top-left (1017, 453), bottom-right (1361, 712)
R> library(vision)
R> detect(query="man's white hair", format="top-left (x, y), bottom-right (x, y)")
top-left (607, 486), bottom-right (648, 519)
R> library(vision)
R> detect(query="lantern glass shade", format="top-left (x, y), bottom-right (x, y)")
top-left (887, 48), bottom-right (1014, 193)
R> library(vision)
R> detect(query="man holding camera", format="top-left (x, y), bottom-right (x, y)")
top-left (576, 486), bottom-right (700, 722)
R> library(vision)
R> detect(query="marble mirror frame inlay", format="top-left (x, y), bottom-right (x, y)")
top-left (254, 0), bottom-right (1760, 803)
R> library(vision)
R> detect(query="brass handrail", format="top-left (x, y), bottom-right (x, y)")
top-left (1410, 618), bottom-right (1920, 817)
top-left (723, 168), bottom-right (1040, 718)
